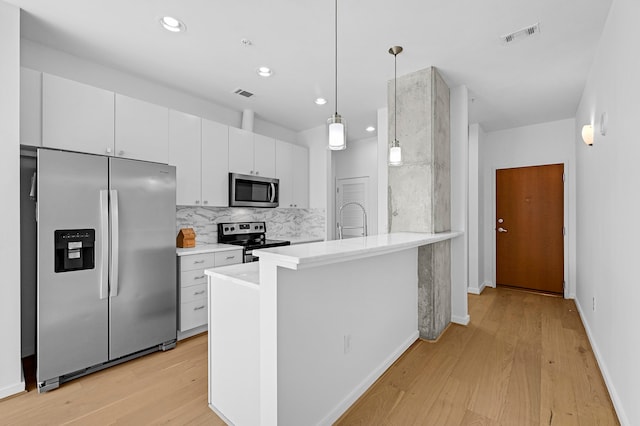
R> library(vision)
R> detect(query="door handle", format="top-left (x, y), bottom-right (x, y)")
top-left (99, 190), bottom-right (109, 299)
top-left (498, 227), bottom-right (508, 233)
top-left (110, 189), bottom-right (119, 297)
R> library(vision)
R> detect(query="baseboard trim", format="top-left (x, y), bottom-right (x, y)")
top-left (468, 280), bottom-right (490, 295)
top-left (320, 330), bottom-right (419, 426)
top-left (451, 314), bottom-right (470, 326)
top-left (0, 380), bottom-right (26, 401)
top-left (177, 324), bottom-right (207, 341)
top-left (209, 403), bottom-right (234, 425)
top-left (574, 299), bottom-right (629, 426)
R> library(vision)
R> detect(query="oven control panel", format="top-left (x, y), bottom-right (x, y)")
top-left (218, 221), bottom-right (266, 236)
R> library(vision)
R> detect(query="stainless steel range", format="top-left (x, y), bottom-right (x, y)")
top-left (217, 222), bottom-right (290, 263)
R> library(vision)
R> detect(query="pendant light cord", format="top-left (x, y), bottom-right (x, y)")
top-left (394, 51), bottom-right (397, 142)
top-left (334, 0), bottom-right (338, 115)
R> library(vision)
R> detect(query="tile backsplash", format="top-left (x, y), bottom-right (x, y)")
top-left (176, 206), bottom-right (325, 244)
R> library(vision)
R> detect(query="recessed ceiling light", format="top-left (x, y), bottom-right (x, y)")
top-left (160, 16), bottom-right (185, 33)
top-left (366, 126), bottom-right (376, 132)
top-left (315, 98), bottom-right (327, 105)
top-left (257, 67), bottom-right (273, 77)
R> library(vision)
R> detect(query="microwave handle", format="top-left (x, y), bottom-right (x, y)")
top-left (269, 183), bottom-right (276, 203)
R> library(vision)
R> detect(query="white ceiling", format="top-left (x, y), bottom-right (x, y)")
top-left (7, 0), bottom-right (613, 141)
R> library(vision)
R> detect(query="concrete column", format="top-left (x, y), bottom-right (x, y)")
top-left (388, 67), bottom-right (451, 340)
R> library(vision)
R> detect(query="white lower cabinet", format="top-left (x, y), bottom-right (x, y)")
top-left (177, 249), bottom-right (242, 336)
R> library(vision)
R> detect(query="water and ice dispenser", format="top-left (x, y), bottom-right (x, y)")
top-left (54, 229), bottom-right (95, 272)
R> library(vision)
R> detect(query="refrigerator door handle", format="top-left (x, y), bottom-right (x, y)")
top-left (99, 190), bottom-right (109, 299)
top-left (110, 189), bottom-right (120, 298)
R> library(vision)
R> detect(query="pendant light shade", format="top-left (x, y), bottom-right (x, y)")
top-left (327, 0), bottom-right (346, 150)
top-left (389, 45), bottom-right (403, 166)
top-left (328, 113), bottom-right (346, 150)
top-left (389, 139), bottom-right (402, 165)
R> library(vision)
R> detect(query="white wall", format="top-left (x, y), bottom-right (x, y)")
top-left (574, 0), bottom-right (639, 423)
top-left (476, 125), bottom-right (487, 287)
top-left (467, 123), bottom-right (481, 293)
top-left (0, 0), bottom-right (25, 399)
top-left (21, 39), bottom-right (298, 142)
top-left (480, 119), bottom-right (577, 298)
top-left (450, 86), bottom-right (469, 324)
top-left (333, 137), bottom-right (378, 236)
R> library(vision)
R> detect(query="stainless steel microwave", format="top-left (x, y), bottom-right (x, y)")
top-left (229, 173), bottom-right (279, 208)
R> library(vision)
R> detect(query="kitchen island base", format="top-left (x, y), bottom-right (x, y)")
top-left (207, 232), bottom-right (462, 426)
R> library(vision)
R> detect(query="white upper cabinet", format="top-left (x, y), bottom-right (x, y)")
top-left (228, 128), bottom-right (254, 175)
top-left (253, 133), bottom-right (276, 177)
top-left (43, 73), bottom-right (114, 156)
top-left (275, 140), bottom-right (294, 208)
top-left (20, 67), bottom-right (42, 147)
top-left (201, 119), bottom-right (229, 207)
top-left (115, 94), bottom-right (169, 163)
top-left (228, 128), bottom-right (276, 177)
top-left (169, 110), bottom-right (201, 206)
top-left (275, 140), bottom-right (309, 208)
top-left (292, 144), bottom-right (309, 208)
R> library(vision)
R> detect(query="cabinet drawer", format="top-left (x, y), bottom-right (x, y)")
top-left (179, 299), bottom-right (208, 331)
top-left (180, 253), bottom-right (216, 271)
top-left (180, 269), bottom-right (208, 288)
top-left (214, 250), bottom-right (243, 267)
top-left (180, 283), bottom-right (207, 304)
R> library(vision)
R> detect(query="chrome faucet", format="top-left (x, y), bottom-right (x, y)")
top-left (338, 202), bottom-right (368, 239)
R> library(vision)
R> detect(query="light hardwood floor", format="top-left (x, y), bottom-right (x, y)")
top-left (0, 287), bottom-right (618, 425)
top-left (336, 287), bottom-right (619, 425)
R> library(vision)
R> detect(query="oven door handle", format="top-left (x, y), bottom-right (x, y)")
top-left (269, 183), bottom-right (276, 203)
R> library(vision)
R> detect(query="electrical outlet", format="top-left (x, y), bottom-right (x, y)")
top-left (344, 334), bottom-right (351, 354)
top-left (592, 296), bottom-right (596, 311)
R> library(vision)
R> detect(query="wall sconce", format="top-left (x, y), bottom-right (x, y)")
top-left (582, 124), bottom-right (594, 146)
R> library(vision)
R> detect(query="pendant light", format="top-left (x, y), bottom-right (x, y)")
top-left (327, 0), bottom-right (346, 150)
top-left (388, 46), bottom-right (403, 166)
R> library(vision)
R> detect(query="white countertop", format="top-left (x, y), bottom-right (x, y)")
top-left (176, 243), bottom-right (241, 257)
top-left (254, 231), bottom-right (463, 269)
top-left (273, 236), bottom-right (325, 245)
top-left (205, 262), bottom-right (259, 287)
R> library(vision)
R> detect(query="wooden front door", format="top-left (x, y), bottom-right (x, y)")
top-left (496, 164), bottom-right (564, 294)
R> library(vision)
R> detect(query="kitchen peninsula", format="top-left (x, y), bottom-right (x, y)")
top-left (206, 231), bottom-right (462, 426)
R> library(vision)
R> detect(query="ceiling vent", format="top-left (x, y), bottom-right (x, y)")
top-left (501, 23), bottom-right (540, 44)
top-left (233, 88), bottom-right (255, 98)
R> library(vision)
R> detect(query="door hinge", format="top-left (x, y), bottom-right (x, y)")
top-left (336, 187), bottom-right (339, 193)
top-left (562, 173), bottom-right (565, 182)
top-left (563, 226), bottom-right (566, 236)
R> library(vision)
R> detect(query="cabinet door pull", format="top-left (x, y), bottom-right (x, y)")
top-left (226, 255), bottom-right (236, 260)
top-left (193, 260), bottom-right (205, 264)
top-left (194, 275), bottom-right (206, 280)
top-left (194, 290), bottom-right (205, 295)
top-left (194, 305), bottom-right (206, 311)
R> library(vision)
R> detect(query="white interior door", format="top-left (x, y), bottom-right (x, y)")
top-left (336, 177), bottom-right (369, 239)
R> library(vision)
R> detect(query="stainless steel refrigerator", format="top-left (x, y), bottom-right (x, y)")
top-left (36, 149), bottom-right (177, 392)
